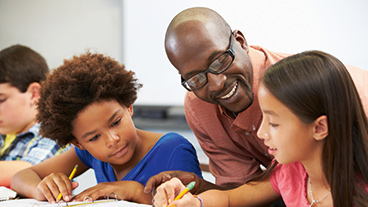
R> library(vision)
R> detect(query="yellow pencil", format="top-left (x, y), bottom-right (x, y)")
top-left (166, 181), bottom-right (195, 206)
top-left (56, 164), bottom-right (78, 202)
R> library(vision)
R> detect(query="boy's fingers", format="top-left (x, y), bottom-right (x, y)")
top-left (55, 175), bottom-right (74, 201)
top-left (41, 182), bottom-right (58, 204)
top-left (36, 184), bottom-right (54, 203)
top-left (72, 187), bottom-right (92, 201)
top-left (71, 181), bottom-right (79, 190)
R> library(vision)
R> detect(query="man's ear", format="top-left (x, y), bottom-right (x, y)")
top-left (27, 82), bottom-right (41, 106)
top-left (71, 140), bottom-right (85, 150)
top-left (233, 30), bottom-right (248, 52)
top-left (313, 115), bottom-right (328, 141)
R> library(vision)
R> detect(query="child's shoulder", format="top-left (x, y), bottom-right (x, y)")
top-left (272, 161), bottom-right (306, 182)
top-left (158, 132), bottom-right (186, 141)
top-left (155, 132), bottom-right (191, 147)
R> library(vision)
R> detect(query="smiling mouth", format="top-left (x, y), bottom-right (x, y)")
top-left (220, 82), bottom-right (238, 100)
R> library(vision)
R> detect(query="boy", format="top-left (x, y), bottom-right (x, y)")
top-left (0, 45), bottom-right (69, 187)
top-left (11, 52), bottom-right (202, 204)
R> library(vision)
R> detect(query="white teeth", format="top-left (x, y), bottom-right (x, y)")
top-left (270, 147), bottom-right (277, 150)
top-left (220, 83), bottom-right (238, 99)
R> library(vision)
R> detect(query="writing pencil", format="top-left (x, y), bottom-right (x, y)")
top-left (167, 181), bottom-right (195, 206)
top-left (56, 164), bottom-right (78, 202)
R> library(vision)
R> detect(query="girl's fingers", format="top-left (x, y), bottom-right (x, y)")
top-left (153, 178), bottom-right (186, 207)
top-left (155, 183), bottom-right (170, 206)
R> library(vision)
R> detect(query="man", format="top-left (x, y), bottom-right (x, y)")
top-left (144, 7), bottom-right (368, 195)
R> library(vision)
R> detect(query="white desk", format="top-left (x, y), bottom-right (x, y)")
top-left (0, 198), bottom-right (150, 207)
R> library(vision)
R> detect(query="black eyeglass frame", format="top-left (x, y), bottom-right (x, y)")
top-left (181, 31), bottom-right (235, 91)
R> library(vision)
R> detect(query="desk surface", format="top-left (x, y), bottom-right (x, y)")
top-left (0, 198), bottom-right (150, 207)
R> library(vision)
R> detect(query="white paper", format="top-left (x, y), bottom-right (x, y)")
top-left (0, 187), bottom-right (17, 201)
top-left (0, 198), bottom-right (150, 207)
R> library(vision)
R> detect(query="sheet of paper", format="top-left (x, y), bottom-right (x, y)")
top-left (0, 198), bottom-right (150, 207)
top-left (0, 186), bottom-right (17, 201)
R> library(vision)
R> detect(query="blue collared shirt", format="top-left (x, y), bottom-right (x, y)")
top-left (0, 123), bottom-right (70, 165)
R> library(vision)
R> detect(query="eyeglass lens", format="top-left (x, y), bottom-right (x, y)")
top-left (185, 52), bottom-right (233, 90)
top-left (182, 32), bottom-right (234, 91)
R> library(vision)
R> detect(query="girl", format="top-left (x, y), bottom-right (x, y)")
top-left (153, 50), bottom-right (368, 207)
top-left (10, 52), bottom-right (202, 204)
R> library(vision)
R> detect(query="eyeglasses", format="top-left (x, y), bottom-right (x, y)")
top-left (181, 32), bottom-right (235, 91)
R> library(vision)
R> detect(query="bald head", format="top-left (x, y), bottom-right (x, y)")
top-left (164, 7), bottom-right (254, 112)
top-left (166, 7), bottom-right (230, 35)
top-left (165, 7), bottom-right (232, 70)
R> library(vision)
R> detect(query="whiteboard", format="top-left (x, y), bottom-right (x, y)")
top-left (1, 0), bottom-right (367, 106)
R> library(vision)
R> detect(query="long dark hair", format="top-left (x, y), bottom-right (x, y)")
top-left (261, 50), bottom-right (368, 207)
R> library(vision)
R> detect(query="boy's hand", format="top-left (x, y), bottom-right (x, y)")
top-left (72, 181), bottom-right (152, 204)
top-left (33, 172), bottom-right (79, 203)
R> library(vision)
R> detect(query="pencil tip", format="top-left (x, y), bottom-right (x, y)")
top-left (187, 181), bottom-right (196, 190)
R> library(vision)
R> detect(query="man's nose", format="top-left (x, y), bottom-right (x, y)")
top-left (206, 72), bottom-right (226, 91)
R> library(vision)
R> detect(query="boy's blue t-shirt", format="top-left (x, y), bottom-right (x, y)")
top-left (75, 132), bottom-right (203, 185)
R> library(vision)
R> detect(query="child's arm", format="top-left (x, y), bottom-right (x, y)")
top-left (153, 177), bottom-right (281, 207)
top-left (0, 160), bottom-right (32, 187)
top-left (202, 177), bottom-right (280, 207)
top-left (11, 147), bottom-right (87, 203)
top-left (71, 180), bottom-right (152, 204)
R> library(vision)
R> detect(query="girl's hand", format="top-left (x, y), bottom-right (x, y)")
top-left (33, 172), bottom-right (79, 203)
top-left (72, 181), bottom-right (152, 204)
top-left (153, 177), bottom-right (200, 207)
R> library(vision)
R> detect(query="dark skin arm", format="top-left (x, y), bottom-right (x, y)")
top-left (144, 171), bottom-right (234, 195)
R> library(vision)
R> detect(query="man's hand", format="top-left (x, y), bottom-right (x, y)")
top-left (144, 171), bottom-right (203, 195)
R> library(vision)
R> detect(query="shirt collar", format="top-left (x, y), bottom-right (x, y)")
top-left (17, 123), bottom-right (40, 138)
top-left (0, 123), bottom-right (40, 139)
top-left (218, 46), bottom-right (268, 131)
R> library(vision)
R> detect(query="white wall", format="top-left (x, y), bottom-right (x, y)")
top-left (192, 0), bottom-right (368, 68)
top-left (1, 0), bottom-right (367, 106)
top-left (122, 0), bottom-right (194, 106)
top-left (0, 0), bottom-right (123, 74)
